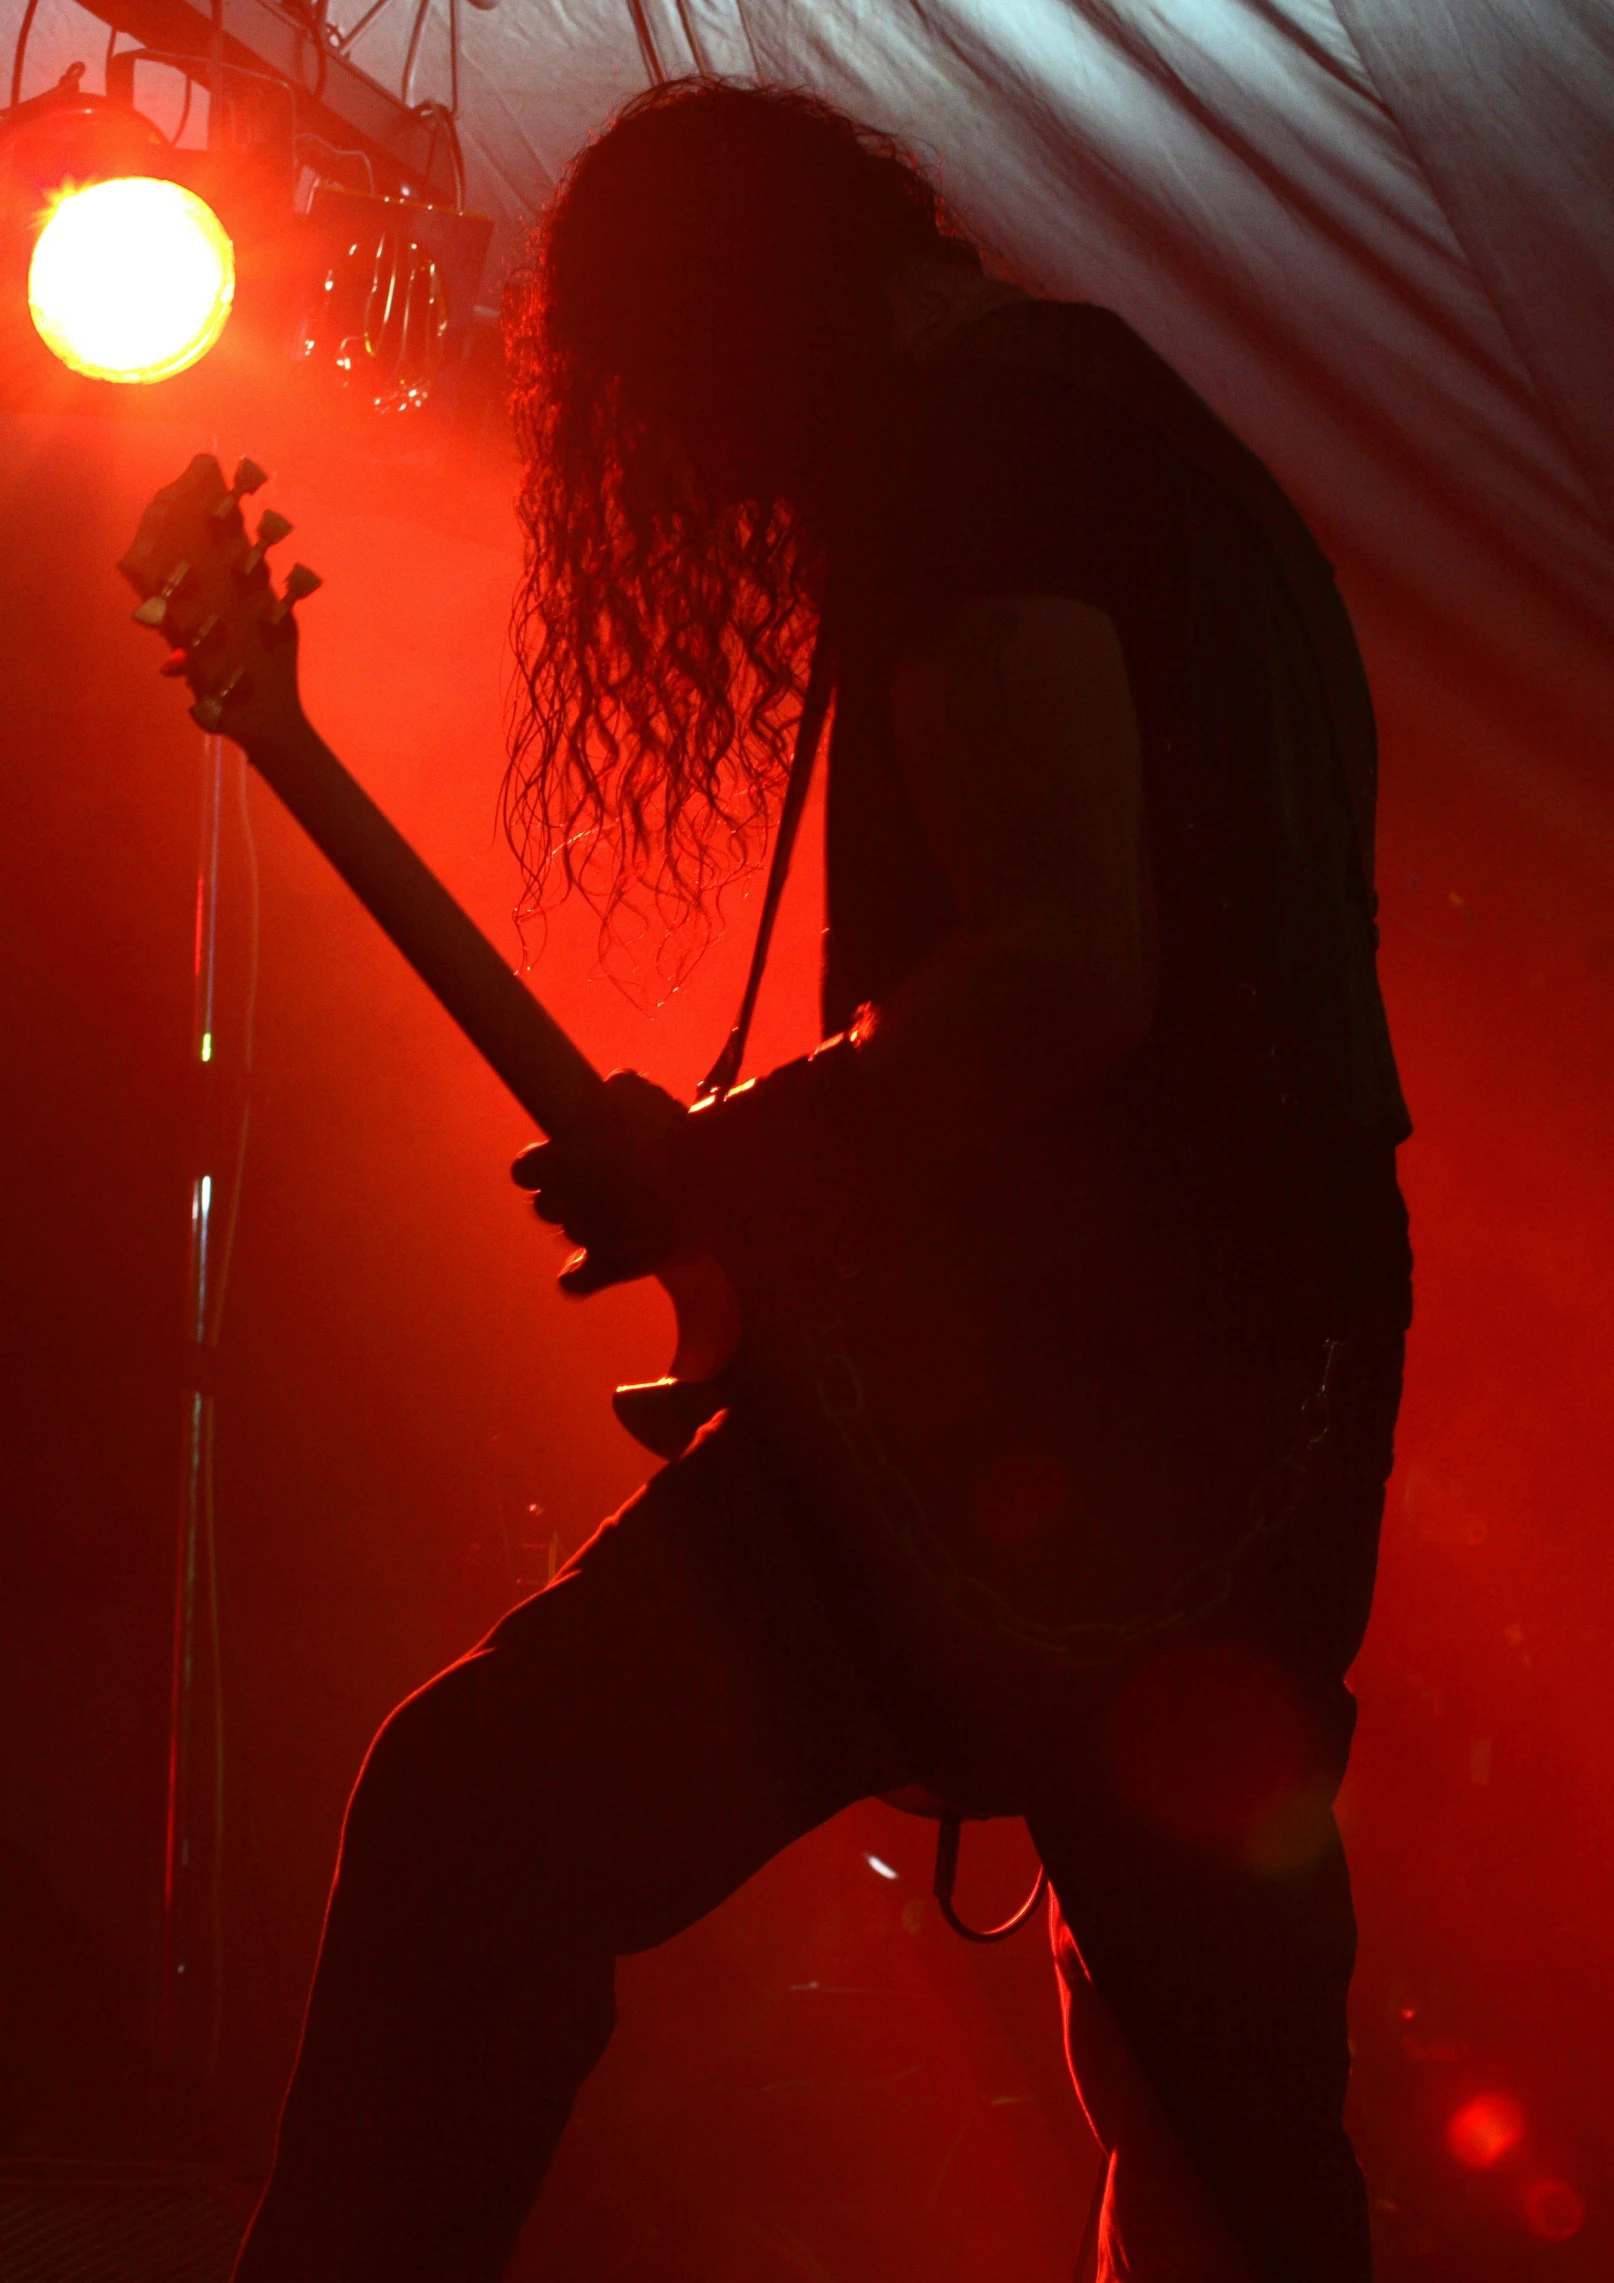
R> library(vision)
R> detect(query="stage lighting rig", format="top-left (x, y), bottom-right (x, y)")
top-left (2, 24), bottom-right (492, 424)
top-left (295, 178), bottom-right (489, 415)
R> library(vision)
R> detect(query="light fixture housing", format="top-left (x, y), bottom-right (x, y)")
top-left (2, 66), bottom-right (493, 430)
top-left (1, 75), bottom-right (244, 391)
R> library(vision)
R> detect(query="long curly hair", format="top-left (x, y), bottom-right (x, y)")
top-left (503, 80), bottom-right (970, 977)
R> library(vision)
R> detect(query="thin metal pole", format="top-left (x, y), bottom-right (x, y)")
top-left (157, 733), bottom-right (232, 2095)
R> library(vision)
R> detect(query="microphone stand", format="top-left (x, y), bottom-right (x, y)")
top-left (156, 729), bottom-right (254, 2126)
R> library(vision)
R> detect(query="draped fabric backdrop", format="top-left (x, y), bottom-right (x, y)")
top-left (444, 0), bottom-right (1614, 758)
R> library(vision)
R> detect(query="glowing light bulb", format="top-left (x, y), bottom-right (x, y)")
top-left (28, 176), bottom-right (235, 384)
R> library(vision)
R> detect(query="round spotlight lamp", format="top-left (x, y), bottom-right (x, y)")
top-left (29, 175), bottom-right (235, 384)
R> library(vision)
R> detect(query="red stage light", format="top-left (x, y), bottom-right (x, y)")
top-left (29, 176), bottom-right (234, 382)
top-left (1523, 2177), bottom-right (1585, 2242)
top-left (1446, 2091), bottom-right (1525, 2169)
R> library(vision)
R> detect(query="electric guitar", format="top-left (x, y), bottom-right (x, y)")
top-left (121, 453), bottom-right (747, 1454)
top-left (120, 452), bottom-right (1310, 1687)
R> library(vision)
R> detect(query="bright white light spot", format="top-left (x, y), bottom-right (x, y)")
top-left (199, 1031), bottom-right (213, 1063)
top-left (864, 1853), bottom-right (899, 1881)
top-left (29, 176), bottom-right (235, 384)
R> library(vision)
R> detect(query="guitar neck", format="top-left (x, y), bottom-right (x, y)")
top-left (248, 714), bottom-right (604, 1138)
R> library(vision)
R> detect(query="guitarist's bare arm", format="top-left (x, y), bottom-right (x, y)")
top-left (867, 592), bottom-right (1158, 1136)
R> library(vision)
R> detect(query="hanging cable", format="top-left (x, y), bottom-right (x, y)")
top-left (204, 745), bottom-right (261, 1348)
top-left (400, 0), bottom-right (432, 107)
top-left (330, 0), bottom-right (399, 56)
top-left (209, 0), bottom-right (224, 156)
top-left (410, 97), bottom-right (463, 204)
top-left (10, 0), bottom-right (43, 109)
top-left (282, 0), bottom-right (329, 101)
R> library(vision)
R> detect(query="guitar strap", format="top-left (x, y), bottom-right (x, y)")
top-left (696, 610), bottom-right (838, 1102)
top-left (696, 269), bottom-right (1005, 1108)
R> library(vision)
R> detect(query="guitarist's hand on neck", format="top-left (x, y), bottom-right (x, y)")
top-left (512, 1071), bottom-right (693, 1296)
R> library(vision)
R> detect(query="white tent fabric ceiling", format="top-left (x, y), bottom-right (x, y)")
top-left (429, 0), bottom-right (1614, 759)
top-left (14, 0), bottom-right (1611, 746)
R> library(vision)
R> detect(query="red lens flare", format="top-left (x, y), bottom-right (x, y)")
top-left (1523, 2177), bottom-right (1585, 2242)
top-left (1104, 1642), bottom-right (1315, 1854)
top-left (1446, 2092), bottom-right (1525, 2169)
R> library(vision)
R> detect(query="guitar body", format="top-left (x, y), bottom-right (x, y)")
top-left (636, 1093), bottom-right (1269, 1688)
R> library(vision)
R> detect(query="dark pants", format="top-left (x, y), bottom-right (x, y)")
top-left (234, 1324), bottom-right (1402, 2283)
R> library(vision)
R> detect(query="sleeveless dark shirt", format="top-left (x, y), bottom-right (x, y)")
top-left (822, 300), bottom-right (1411, 1334)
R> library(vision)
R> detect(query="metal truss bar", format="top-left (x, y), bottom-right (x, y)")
top-left (74, 0), bottom-right (458, 198)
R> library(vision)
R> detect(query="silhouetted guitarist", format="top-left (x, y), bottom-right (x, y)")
top-left (235, 82), bottom-right (1411, 2283)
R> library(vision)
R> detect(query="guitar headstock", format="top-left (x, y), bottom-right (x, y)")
top-left (119, 454), bottom-right (322, 746)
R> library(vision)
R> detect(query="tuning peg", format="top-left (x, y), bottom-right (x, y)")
top-left (238, 509), bottom-right (295, 578)
top-left (189, 666), bottom-right (251, 732)
top-left (266, 562), bottom-right (323, 626)
top-left (130, 556), bottom-right (194, 631)
top-left (210, 456), bottom-right (270, 523)
top-left (154, 613), bottom-right (218, 678)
